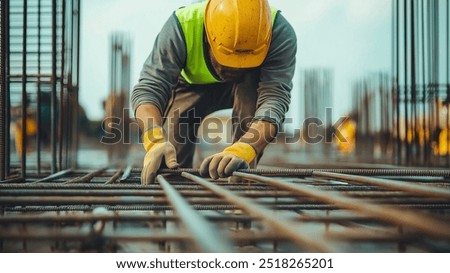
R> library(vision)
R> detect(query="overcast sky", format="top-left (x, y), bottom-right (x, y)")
top-left (80, 0), bottom-right (392, 126)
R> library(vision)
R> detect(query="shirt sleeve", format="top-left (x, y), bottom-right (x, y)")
top-left (131, 13), bottom-right (186, 115)
top-left (254, 12), bottom-right (297, 132)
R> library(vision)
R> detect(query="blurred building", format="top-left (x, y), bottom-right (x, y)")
top-left (302, 69), bottom-right (334, 154)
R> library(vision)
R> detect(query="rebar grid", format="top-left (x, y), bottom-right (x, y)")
top-left (1, 0), bottom-right (81, 181)
top-left (0, 167), bottom-right (449, 253)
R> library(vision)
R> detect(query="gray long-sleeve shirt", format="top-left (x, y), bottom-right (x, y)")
top-left (131, 10), bottom-right (297, 130)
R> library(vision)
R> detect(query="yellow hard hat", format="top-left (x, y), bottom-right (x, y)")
top-left (205, 0), bottom-right (273, 68)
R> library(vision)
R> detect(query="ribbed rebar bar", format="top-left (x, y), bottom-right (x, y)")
top-left (0, 0), bottom-right (6, 181)
top-left (20, 0), bottom-right (28, 179)
top-left (119, 165), bottom-right (132, 182)
top-left (0, 176), bottom-right (25, 184)
top-left (0, 195), bottom-right (317, 207)
top-left (313, 171), bottom-right (450, 199)
top-left (0, 229), bottom-right (191, 242)
top-left (58, 0), bottom-right (66, 171)
top-left (159, 168), bottom-right (450, 177)
top-left (36, 0), bottom-right (41, 174)
top-left (64, 167), bottom-right (107, 184)
top-left (0, 188), bottom-right (392, 198)
top-left (0, 213), bottom-right (255, 224)
top-left (31, 168), bottom-right (73, 184)
top-left (8, 203), bottom-right (450, 213)
top-left (0, 213), bottom-right (381, 226)
top-left (234, 172), bottom-right (450, 240)
top-left (181, 172), bottom-right (333, 252)
top-left (72, 0), bottom-right (81, 169)
top-left (0, 228), bottom-right (312, 244)
top-left (105, 168), bottom-right (123, 184)
top-left (7, 204), bottom-right (239, 212)
top-left (0, 183), bottom-right (271, 191)
top-left (0, 196), bottom-right (164, 205)
top-left (50, 0), bottom-right (57, 173)
top-left (157, 175), bottom-right (233, 252)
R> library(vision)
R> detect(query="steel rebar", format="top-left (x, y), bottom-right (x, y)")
top-left (0, 212), bottom-right (256, 224)
top-left (181, 172), bottom-right (333, 252)
top-left (0, 0), bottom-right (5, 181)
top-left (313, 171), bottom-right (450, 199)
top-left (105, 168), bottom-right (123, 184)
top-left (234, 172), bottom-right (450, 240)
top-left (50, 0), bottom-right (57, 173)
top-left (119, 165), bottom-right (132, 182)
top-left (36, 0), bottom-right (41, 174)
top-left (64, 167), bottom-right (107, 184)
top-left (159, 168), bottom-right (450, 177)
top-left (157, 175), bottom-right (233, 252)
top-left (20, 0), bottom-right (28, 178)
top-left (31, 168), bottom-right (72, 184)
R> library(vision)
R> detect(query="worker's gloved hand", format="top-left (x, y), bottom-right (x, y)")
top-left (141, 127), bottom-right (179, 185)
top-left (199, 142), bottom-right (256, 180)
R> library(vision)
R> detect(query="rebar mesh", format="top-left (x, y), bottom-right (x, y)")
top-left (1, 167), bottom-right (449, 253)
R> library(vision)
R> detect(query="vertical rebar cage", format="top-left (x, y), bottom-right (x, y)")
top-left (103, 33), bottom-right (131, 162)
top-left (351, 0), bottom-right (450, 168)
top-left (0, 0), bottom-right (8, 181)
top-left (352, 74), bottom-right (394, 162)
top-left (392, 0), bottom-right (450, 167)
top-left (1, 0), bottom-right (81, 182)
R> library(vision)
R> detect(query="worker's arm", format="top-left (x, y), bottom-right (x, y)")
top-left (131, 13), bottom-right (185, 121)
top-left (199, 14), bottom-right (296, 179)
top-left (131, 14), bottom-right (187, 185)
top-left (199, 120), bottom-right (276, 179)
top-left (239, 120), bottom-right (277, 156)
top-left (254, 13), bottom-right (297, 132)
top-left (136, 103), bottom-right (179, 185)
top-left (135, 103), bottom-right (163, 132)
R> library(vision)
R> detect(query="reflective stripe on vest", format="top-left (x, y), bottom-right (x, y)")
top-left (175, 2), bottom-right (278, 84)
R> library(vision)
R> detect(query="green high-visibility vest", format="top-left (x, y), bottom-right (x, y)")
top-left (175, 2), bottom-right (278, 84)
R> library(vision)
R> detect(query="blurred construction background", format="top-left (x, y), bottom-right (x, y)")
top-left (0, 0), bottom-right (450, 253)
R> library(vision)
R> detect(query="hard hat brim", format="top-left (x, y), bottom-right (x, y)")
top-left (210, 42), bottom-right (269, 69)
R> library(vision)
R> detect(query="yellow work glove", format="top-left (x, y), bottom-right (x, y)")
top-left (141, 127), bottom-right (179, 185)
top-left (199, 142), bottom-right (256, 180)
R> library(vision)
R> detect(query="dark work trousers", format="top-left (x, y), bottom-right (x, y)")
top-left (162, 70), bottom-right (260, 168)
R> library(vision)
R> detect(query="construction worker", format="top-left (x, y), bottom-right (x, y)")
top-left (14, 114), bottom-right (38, 156)
top-left (132, 0), bottom-right (297, 184)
